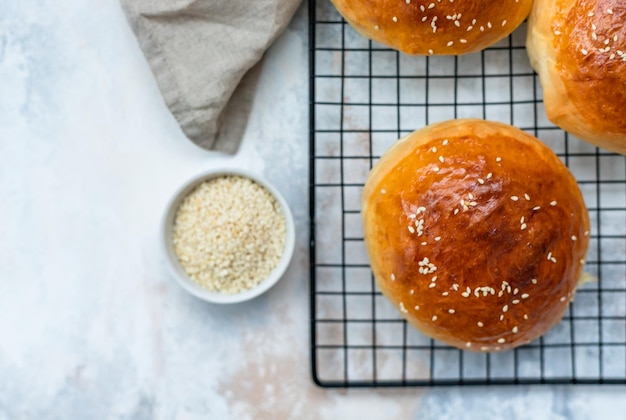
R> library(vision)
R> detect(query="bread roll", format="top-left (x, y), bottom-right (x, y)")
top-left (329, 0), bottom-right (532, 55)
top-left (362, 119), bottom-right (590, 352)
top-left (527, 0), bottom-right (626, 154)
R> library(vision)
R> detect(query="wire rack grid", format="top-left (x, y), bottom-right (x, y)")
top-left (309, 0), bottom-right (626, 387)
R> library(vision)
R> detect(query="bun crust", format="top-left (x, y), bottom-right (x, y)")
top-left (329, 0), bottom-right (532, 55)
top-left (527, 0), bottom-right (626, 154)
top-left (362, 119), bottom-right (590, 352)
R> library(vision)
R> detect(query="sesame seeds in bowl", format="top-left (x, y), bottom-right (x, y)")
top-left (161, 168), bottom-right (295, 304)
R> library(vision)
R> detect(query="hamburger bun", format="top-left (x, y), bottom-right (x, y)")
top-left (362, 119), bottom-right (590, 351)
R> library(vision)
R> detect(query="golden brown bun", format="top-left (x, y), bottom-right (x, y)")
top-left (329, 0), bottom-right (532, 55)
top-left (362, 119), bottom-right (590, 352)
top-left (527, 0), bottom-right (626, 154)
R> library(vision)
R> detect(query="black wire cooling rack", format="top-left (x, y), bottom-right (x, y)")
top-left (309, 0), bottom-right (626, 387)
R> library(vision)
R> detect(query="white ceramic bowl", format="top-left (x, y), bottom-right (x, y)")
top-left (161, 167), bottom-right (295, 304)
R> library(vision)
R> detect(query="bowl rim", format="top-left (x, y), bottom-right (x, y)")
top-left (161, 166), bottom-right (296, 304)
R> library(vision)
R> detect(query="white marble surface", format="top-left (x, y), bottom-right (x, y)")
top-left (1, 0), bottom-right (625, 419)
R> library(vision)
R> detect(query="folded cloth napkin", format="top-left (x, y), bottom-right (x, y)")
top-left (120, 0), bottom-right (302, 153)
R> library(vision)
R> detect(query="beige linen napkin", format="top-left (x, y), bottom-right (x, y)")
top-left (120, 0), bottom-right (302, 153)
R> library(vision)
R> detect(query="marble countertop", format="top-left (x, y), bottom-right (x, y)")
top-left (1, 1), bottom-right (625, 419)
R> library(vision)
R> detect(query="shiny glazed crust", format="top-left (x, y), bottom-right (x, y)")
top-left (527, 0), bottom-right (626, 154)
top-left (362, 119), bottom-right (590, 352)
top-left (329, 0), bottom-right (532, 55)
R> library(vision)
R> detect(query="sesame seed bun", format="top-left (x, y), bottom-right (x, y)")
top-left (362, 119), bottom-right (590, 352)
top-left (329, 0), bottom-right (533, 55)
top-left (527, 0), bottom-right (626, 154)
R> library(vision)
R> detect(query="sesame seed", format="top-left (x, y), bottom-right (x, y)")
top-left (498, 290), bottom-right (504, 297)
top-left (478, 178), bottom-right (485, 184)
top-left (512, 300), bottom-right (520, 304)
top-left (410, 289), bottom-right (414, 295)
top-left (554, 30), bottom-right (561, 35)
top-left (434, 236), bottom-right (441, 241)
top-left (521, 293), bottom-right (529, 299)
top-left (429, 283), bottom-right (436, 289)
top-left (449, 309), bottom-right (455, 314)
top-left (442, 292), bottom-right (449, 296)
top-left (421, 241), bottom-right (427, 246)
top-left (521, 223), bottom-right (527, 231)
top-left (408, 226), bottom-right (415, 233)
top-left (580, 259), bottom-right (586, 265)
top-left (428, 49), bottom-right (434, 55)
top-left (433, 166), bottom-right (440, 172)
top-left (380, 189), bottom-right (386, 194)
top-left (432, 315), bottom-right (438, 321)
top-left (374, 25), bottom-right (380, 30)
top-left (501, 20), bottom-right (507, 27)
top-left (607, 8), bottom-right (613, 14)
top-left (511, 196), bottom-right (519, 201)
top-left (531, 279), bottom-right (537, 284)
top-left (391, 273), bottom-right (396, 281)
top-left (572, 235), bottom-right (577, 241)
top-left (550, 257), bottom-right (557, 264)
top-left (524, 314), bottom-right (529, 320)
top-left (392, 16), bottom-right (398, 22)
top-left (533, 206), bottom-right (541, 211)
top-left (468, 193), bottom-right (474, 200)
top-left (466, 342), bottom-right (472, 348)
top-left (513, 288), bottom-right (519, 295)
top-left (481, 346), bottom-right (488, 351)
top-left (415, 305), bottom-right (420, 310)
top-left (560, 296), bottom-right (567, 302)
top-left (512, 326), bottom-right (519, 333)
top-left (524, 194), bottom-right (531, 201)
top-left (499, 314), bottom-right (504, 321)
top-left (584, 230), bottom-right (590, 236)
top-left (477, 322), bottom-right (484, 327)
top-left (432, 276), bottom-right (438, 282)
top-left (496, 157), bottom-right (502, 162)
top-left (447, 41), bottom-right (454, 47)
top-left (502, 305), bottom-right (509, 313)
top-left (461, 292), bottom-right (470, 297)
top-left (460, 39), bottom-right (467, 43)
top-left (497, 338), bottom-right (506, 344)
top-left (588, 11), bottom-right (594, 16)
top-left (442, 139), bottom-right (449, 146)
top-left (550, 201), bottom-right (557, 206)
top-left (439, 156), bottom-right (444, 163)
top-left (581, 49), bottom-right (588, 56)
top-left (454, 209), bottom-right (459, 215)
top-left (547, 252), bottom-right (552, 260)
top-left (486, 173), bottom-right (493, 179)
